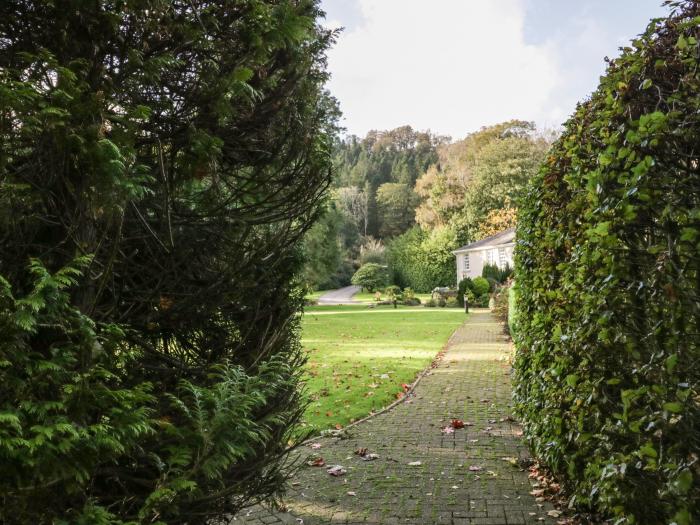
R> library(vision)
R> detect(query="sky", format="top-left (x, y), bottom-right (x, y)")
top-left (320, 0), bottom-right (670, 140)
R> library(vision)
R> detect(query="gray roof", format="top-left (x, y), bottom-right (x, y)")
top-left (453, 228), bottom-right (516, 253)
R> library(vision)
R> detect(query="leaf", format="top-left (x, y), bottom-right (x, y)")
top-left (663, 402), bottom-right (683, 413)
top-left (468, 465), bottom-right (483, 471)
top-left (326, 465), bottom-right (346, 476)
top-left (408, 461), bottom-right (422, 466)
top-left (450, 419), bottom-right (465, 429)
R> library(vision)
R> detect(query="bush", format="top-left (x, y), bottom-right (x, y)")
top-left (384, 285), bottom-right (402, 300)
top-left (351, 263), bottom-right (389, 292)
top-left (482, 263), bottom-right (513, 283)
top-left (471, 277), bottom-right (490, 297)
top-left (425, 298), bottom-right (437, 307)
top-left (402, 297), bottom-right (421, 306)
top-left (507, 285), bottom-right (519, 337)
top-left (457, 277), bottom-right (473, 307)
top-left (476, 294), bottom-right (490, 308)
top-left (446, 297), bottom-right (458, 308)
top-left (387, 226), bottom-right (457, 292)
top-left (514, 4), bottom-right (700, 522)
top-left (402, 287), bottom-right (416, 300)
top-left (0, 2), bottom-right (335, 522)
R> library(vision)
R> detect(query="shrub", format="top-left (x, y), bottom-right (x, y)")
top-left (471, 277), bottom-right (490, 297)
top-left (402, 298), bottom-right (421, 306)
top-left (507, 285), bottom-right (519, 337)
top-left (446, 297), bottom-right (458, 308)
top-left (437, 297), bottom-right (447, 307)
top-left (425, 298), bottom-right (437, 307)
top-left (359, 238), bottom-right (386, 265)
top-left (387, 226), bottom-right (457, 292)
top-left (457, 277), bottom-right (473, 307)
top-left (384, 285), bottom-right (402, 300)
top-left (476, 294), bottom-right (490, 308)
top-left (351, 263), bottom-right (389, 292)
top-left (514, 4), bottom-right (700, 522)
top-left (482, 263), bottom-right (513, 283)
top-left (402, 287), bottom-right (416, 300)
top-left (0, 2), bottom-right (335, 522)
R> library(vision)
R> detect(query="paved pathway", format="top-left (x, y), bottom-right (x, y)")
top-left (317, 285), bottom-right (363, 305)
top-left (236, 310), bottom-right (555, 525)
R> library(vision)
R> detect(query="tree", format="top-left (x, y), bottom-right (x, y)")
top-left (387, 226), bottom-right (457, 292)
top-left (375, 182), bottom-right (418, 237)
top-left (0, 1), bottom-right (337, 523)
top-left (303, 203), bottom-right (344, 290)
top-left (351, 263), bottom-right (388, 292)
top-left (414, 121), bottom-right (548, 241)
top-left (477, 206), bottom-right (518, 239)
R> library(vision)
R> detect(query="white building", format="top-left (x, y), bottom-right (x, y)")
top-left (452, 228), bottom-right (515, 281)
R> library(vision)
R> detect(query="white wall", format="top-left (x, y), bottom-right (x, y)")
top-left (455, 245), bottom-right (514, 283)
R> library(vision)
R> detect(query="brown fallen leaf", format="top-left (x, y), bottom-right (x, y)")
top-left (307, 457), bottom-right (325, 467)
top-left (468, 465), bottom-right (483, 471)
top-left (355, 447), bottom-right (368, 457)
top-left (451, 419), bottom-right (466, 429)
top-left (547, 510), bottom-right (562, 518)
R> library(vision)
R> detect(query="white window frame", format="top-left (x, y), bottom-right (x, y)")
top-left (498, 247), bottom-right (507, 267)
top-left (464, 253), bottom-right (470, 271)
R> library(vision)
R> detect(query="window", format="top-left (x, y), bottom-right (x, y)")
top-left (498, 247), bottom-right (507, 267)
top-left (487, 249), bottom-right (494, 265)
top-left (464, 253), bottom-right (470, 271)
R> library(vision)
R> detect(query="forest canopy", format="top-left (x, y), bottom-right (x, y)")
top-left (305, 121), bottom-right (551, 292)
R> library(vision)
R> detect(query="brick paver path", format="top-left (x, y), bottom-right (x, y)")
top-left (236, 310), bottom-right (555, 525)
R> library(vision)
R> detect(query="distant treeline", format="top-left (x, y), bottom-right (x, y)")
top-left (304, 121), bottom-right (554, 292)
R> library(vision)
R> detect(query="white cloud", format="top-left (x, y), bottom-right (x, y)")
top-left (325, 0), bottom-right (559, 139)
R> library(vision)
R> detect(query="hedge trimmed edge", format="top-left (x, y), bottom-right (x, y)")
top-left (514, 2), bottom-right (699, 523)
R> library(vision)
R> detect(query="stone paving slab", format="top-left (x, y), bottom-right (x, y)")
top-left (234, 310), bottom-right (556, 525)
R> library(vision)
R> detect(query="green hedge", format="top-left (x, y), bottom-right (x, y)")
top-left (514, 4), bottom-right (699, 523)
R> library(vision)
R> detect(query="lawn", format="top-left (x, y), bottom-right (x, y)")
top-left (300, 304), bottom-right (466, 432)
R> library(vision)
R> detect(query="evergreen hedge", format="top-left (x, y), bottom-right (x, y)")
top-left (514, 2), bottom-right (699, 523)
top-left (0, 1), bottom-right (336, 523)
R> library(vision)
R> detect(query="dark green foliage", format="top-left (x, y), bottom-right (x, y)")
top-left (507, 285), bottom-right (519, 337)
top-left (387, 227), bottom-right (456, 292)
top-left (303, 203), bottom-right (344, 290)
top-left (332, 126), bottom-right (445, 238)
top-left (0, 1), bottom-right (336, 522)
top-left (514, 3), bottom-right (699, 522)
top-left (482, 263), bottom-right (513, 283)
top-left (350, 263), bottom-right (388, 292)
top-left (457, 277), bottom-right (473, 307)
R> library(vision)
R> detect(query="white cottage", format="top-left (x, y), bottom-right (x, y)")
top-left (452, 228), bottom-right (515, 281)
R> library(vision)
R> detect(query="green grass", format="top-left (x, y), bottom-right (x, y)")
top-left (304, 290), bottom-right (328, 302)
top-left (300, 305), bottom-right (466, 432)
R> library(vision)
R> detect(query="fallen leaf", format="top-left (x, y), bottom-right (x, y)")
top-left (307, 457), bottom-right (325, 467)
top-left (468, 465), bottom-right (483, 471)
top-left (309, 443), bottom-right (322, 450)
top-left (335, 423), bottom-right (343, 430)
top-left (408, 461), bottom-right (422, 466)
top-left (441, 426), bottom-right (455, 434)
top-left (355, 447), bottom-right (368, 457)
top-left (547, 510), bottom-right (562, 518)
top-left (451, 419), bottom-right (466, 429)
top-left (326, 465), bottom-right (346, 476)
top-left (347, 491), bottom-right (356, 496)
top-left (360, 453), bottom-right (379, 461)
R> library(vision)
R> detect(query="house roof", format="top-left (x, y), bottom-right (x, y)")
top-left (452, 228), bottom-right (516, 253)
